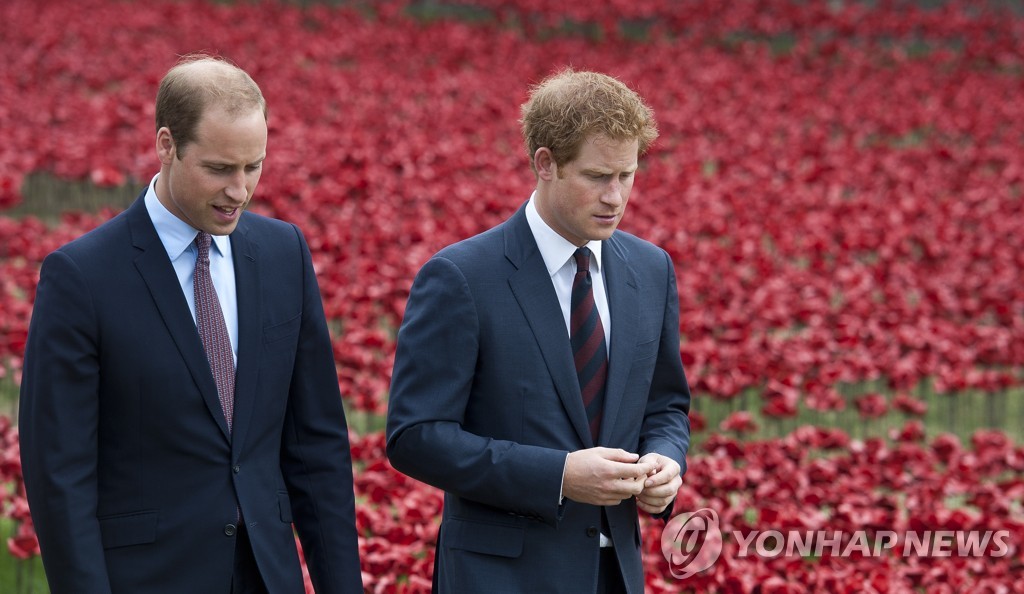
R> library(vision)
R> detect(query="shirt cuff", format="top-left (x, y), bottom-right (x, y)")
top-left (558, 452), bottom-right (569, 505)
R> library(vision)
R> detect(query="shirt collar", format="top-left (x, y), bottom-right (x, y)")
top-left (144, 174), bottom-right (230, 261)
top-left (525, 193), bottom-right (603, 276)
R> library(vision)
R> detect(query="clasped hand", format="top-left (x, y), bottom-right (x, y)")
top-left (563, 448), bottom-right (681, 513)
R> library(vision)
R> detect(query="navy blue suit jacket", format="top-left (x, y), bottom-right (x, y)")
top-left (387, 204), bottom-right (691, 593)
top-left (19, 195), bottom-right (362, 593)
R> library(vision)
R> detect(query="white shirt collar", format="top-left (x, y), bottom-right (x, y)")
top-left (525, 192), bottom-right (603, 276)
top-left (144, 174), bottom-right (230, 260)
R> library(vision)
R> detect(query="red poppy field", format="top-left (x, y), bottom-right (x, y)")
top-left (0, 0), bottom-right (1022, 591)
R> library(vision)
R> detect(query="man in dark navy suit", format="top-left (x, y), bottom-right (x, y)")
top-left (20, 55), bottom-right (363, 593)
top-left (387, 68), bottom-right (692, 593)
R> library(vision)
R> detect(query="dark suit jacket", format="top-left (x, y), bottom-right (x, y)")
top-left (19, 194), bottom-right (362, 593)
top-left (386, 203), bottom-right (691, 593)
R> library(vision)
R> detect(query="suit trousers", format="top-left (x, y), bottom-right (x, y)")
top-left (232, 526), bottom-right (268, 594)
top-left (597, 508), bottom-right (626, 594)
top-left (597, 547), bottom-right (627, 594)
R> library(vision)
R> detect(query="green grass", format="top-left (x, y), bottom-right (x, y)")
top-left (0, 376), bottom-right (17, 420)
top-left (344, 401), bottom-right (389, 434)
top-left (0, 520), bottom-right (47, 594)
top-left (4, 172), bottom-right (140, 223)
top-left (690, 379), bottom-right (1024, 448)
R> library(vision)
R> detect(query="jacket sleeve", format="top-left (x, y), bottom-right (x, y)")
top-left (638, 249), bottom-right (693, 520)
top-left (19, 250), bottom-right (114, 593)
top-left (279, 225), bottom-right (363, 593)
top-left (386, 256), bottom-right (568, 525)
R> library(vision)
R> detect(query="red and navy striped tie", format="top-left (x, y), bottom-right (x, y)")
top-left (570, 247), bottom-right (607, 441)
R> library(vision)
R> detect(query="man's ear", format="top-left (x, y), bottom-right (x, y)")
top-left (156, 127), bottom-right (176, 165)
top-left (534, 147), bottom-right (557, 181)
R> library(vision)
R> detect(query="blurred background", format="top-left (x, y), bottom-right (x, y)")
top-left (0, 0), bottom-right (1021, 591)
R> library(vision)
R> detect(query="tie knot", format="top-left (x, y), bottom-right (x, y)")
top-left (573, 247), bottom-right (592, 273)
top-left (195, 231), bottom-right (212, 257)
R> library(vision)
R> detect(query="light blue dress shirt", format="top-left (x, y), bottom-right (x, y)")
top-left (143, 175), bottom-right (239, 364)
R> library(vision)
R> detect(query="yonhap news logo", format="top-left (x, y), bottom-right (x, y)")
top-left (661, 508), bottom-right (1015, 580)
top-left (660, 508), bottom-right (724, 579)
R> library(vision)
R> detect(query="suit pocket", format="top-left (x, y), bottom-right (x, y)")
top-left (98, 510), bottom-right (158, 549)
top-left (278, 491), bottom-right (293, 523)
top-left (633, 336), bottom-right (660, 361)
top-left (445, 517), bottom-right (524, 558)
top-left (263, 314), bottom-right (301, 350)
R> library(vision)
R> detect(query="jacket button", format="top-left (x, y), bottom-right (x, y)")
top-left (233, 465), bottom-right (240, 474)
top-left (224, 524), bottom-right (237, 537)
top-left (586, 526), bottom-right (599, 538)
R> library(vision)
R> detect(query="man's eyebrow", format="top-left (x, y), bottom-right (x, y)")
top-left (200, 156), bottom-right (266, 167)
top-left (583, 166), bottom-right (638, 174)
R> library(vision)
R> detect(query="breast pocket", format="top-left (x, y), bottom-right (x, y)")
top-left (263, 313), bottom-right (301, 352)
top-left (633, 336), bottom-right (660, 362)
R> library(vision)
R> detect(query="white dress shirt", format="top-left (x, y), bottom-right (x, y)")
top-left (525, 194), bottom-right (611, 345)
top-left (527, 194), bottom-right (614, 545)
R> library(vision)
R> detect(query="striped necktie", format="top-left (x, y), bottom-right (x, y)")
top-left (570, 247), bottom-right (607, 441)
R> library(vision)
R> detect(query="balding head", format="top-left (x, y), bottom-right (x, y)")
top-left (155, 54), bottom-right (267, 158)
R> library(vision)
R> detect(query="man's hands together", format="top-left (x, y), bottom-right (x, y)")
top-left (635, 452), bottom-right (681, 514)
top-left (563, 448), bottom-right (681, 514)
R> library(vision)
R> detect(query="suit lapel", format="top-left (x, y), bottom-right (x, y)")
top-left (127, 197), bottom-right (231, 441)
top-left (229, 219), bottom-right (260, 456)
top-left (504, 206), bottom-right (594, 447)
top-left (598, 236), bottom-right (638, 446)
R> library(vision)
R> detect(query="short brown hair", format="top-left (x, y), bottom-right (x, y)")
top-left (155, 54), bottom-right (267, 158)
top-left (520, 68), bottom-right (658, 175)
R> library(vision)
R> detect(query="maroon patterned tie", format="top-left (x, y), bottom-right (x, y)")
top-left (194, 231), bottom-right (235, 433)
top-left (570, 247), bottom-right (607, 441)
